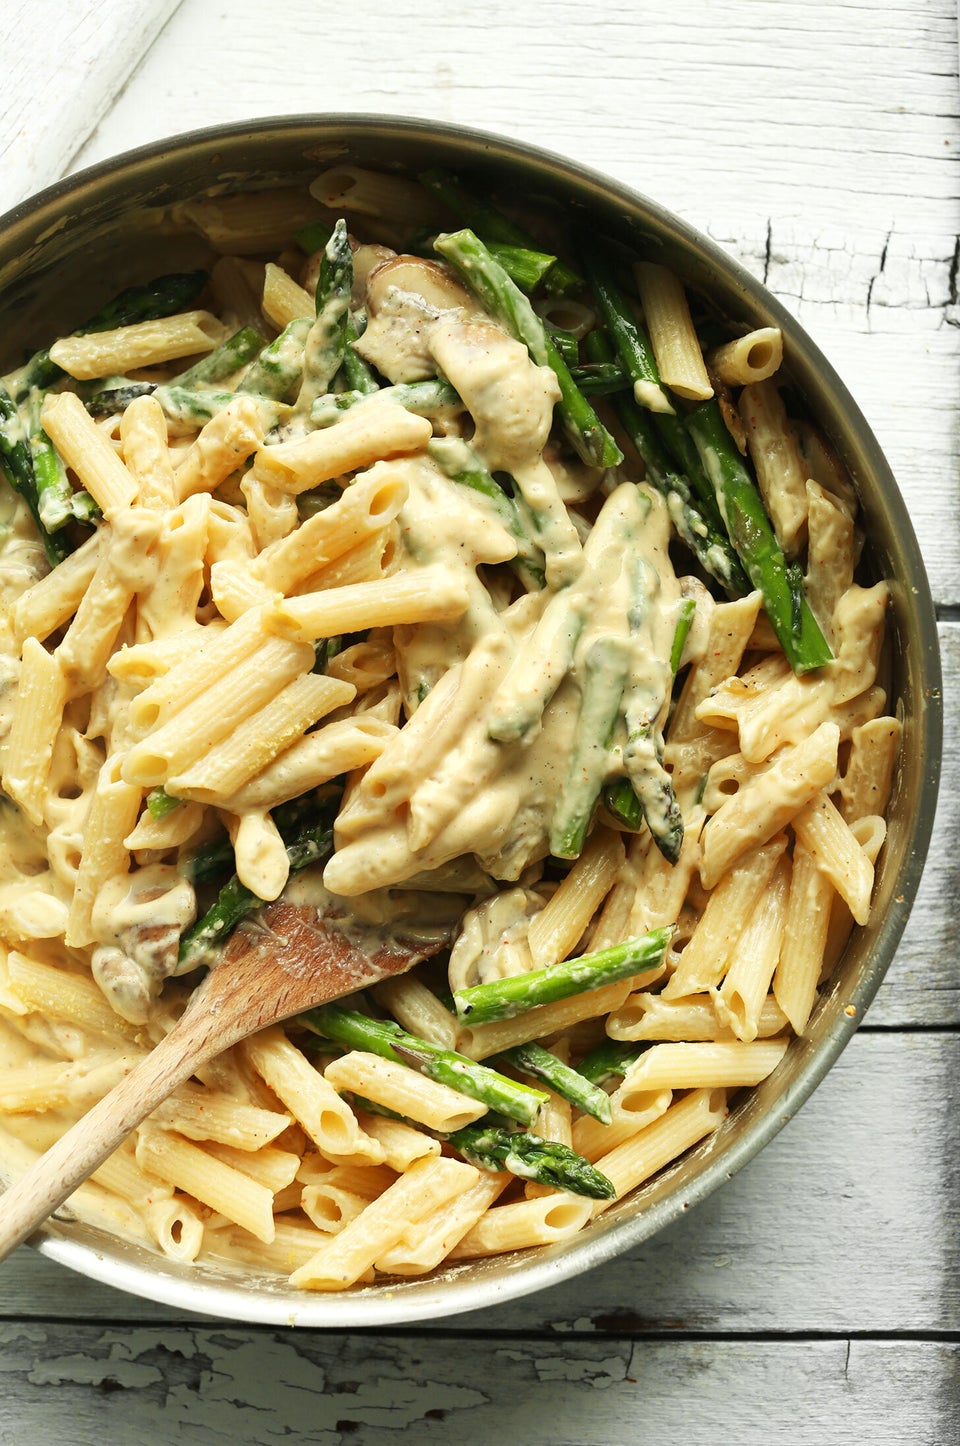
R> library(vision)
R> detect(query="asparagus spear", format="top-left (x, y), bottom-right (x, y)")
top-left (486, 588), bottom-right (584, 744)
top-left (581, 252), bottom-right (674, 414)
top-left (173, 324), bottom-right (267, 388)
top-left (25, 390), bottom-right (92, 532)
top-left (487, 242), bottom-right (560, 293)
top-left (570, 360), bottom-right (630, 396)
top-left (433, 228), bottom-right (621, 469)
top-left (86, 382), bottom-right (158, 417)
top-left (550, 634), bottom-right (631, 860)
top-left (9, 270), bottom-right (209, 401)
top-left (146, 787), bottom-right (181, 821)
top-left (340, 315), bottom-right (380, 395)
top-left (486, 483), bottom-right (644, 745)
top-left (624, 559), bottom-right (685, 863)
top-left (575, 1038), bottom-right (647, 1087)
top-left (453, 926), bottom-right (674, 1024)
top-left (446, 1125), bottom-right (615, 1199)
top-left (177, 814), bottom-right (335, 971)
top-left (652, 408), bottom-right (725, 528)
top-left (428, 436), bottom-right (546, 590)
top-left (583, 330), bottom-right (747, 595)
top-left (302, 1004), bottom-right (548, 1128)
top-left (0, 382), bottom-right (69, 566)
top-left (603, 591), bottom-right (693, 854)
top-left (310, 378), bottom-right (462, 427)
top-left (603, 719), bottom-right (684, 861)
top-left (543, 324), bottom-right (580, 367)
top-left (296, 218), bottom-right (353, 412)
top-left (669, 595), bottom-right (698, 673)
top-left (500, 1042), bottom-right (613, 1123)
top-left (238, 318), bottom-right (313, 402)
top-left (686, 400), bottom-right (833, 674)
top-left (419, 168), bottom-right (584, 296)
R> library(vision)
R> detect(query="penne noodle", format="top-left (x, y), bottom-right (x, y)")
top-left (253, 402), bottom-right (432, 494)
top-left (738, 379), bottom-right (808, 555)
top-left (448, 1191), bottom-right (593, 1258)
top-left (591, 1088), bottom-right (729, 1214)
top-left (265, 568), bottom-right (470, 641)
top-left (50, 311), bottom-right (226, 379)
top-left (290, 1155), bottom-right (478, 1289)
top-left (634, 261), bottom-right (713, 401)
top-left (40, 391), bottom-right (138, 518)
top-left (323, 1051), bottom-right (487, 1133)
top-left (135, 1126), bottom-right (276, 1243)
top-left (0, 170), bottom-right (902, 1296)
top-left (708, 327), bottom-right (783, 386)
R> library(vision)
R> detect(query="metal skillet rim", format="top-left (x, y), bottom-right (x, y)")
top-left (0, 112), bottom-right (942, 1328)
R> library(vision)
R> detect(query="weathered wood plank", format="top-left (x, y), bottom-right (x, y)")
top-left (5, 1032), bottom-right (958, 1334)
top-left (0, 1328), bottom-right (955, 1445)
top-left (0, 1), bottom-right (184, 215)
top-left (3, 0), bottom-right (955, 1398)
top-left (68, 0), bottom-right (960, 604)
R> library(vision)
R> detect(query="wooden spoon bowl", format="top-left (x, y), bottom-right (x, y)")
top-left (0, 898), bottom-right (443, 1263)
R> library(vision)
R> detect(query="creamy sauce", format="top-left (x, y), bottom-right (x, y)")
top-left (0, 253), bottom-right (686, 987)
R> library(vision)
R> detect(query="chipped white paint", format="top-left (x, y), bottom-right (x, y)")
top-left (0, 1328), bottom-right (956, 1444)
top-left (3, 0), bottom-right (959, 1441)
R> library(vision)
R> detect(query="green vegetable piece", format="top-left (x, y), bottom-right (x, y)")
top-left (686, 400), bottom-right (833, 674)
top-left (239, 318), bottom-right (313, 402)
top-left (302, 1004), bottom-right (548, 1128)
top-left (582, 252), bottom-right (674, 414)
top-left (10, 271), bottom-right (208, 401)
top-left (419, 168), bottom-right (583, 295)
top-left (501, 1042), bottom-right (613, 1123)
top-left (296, 219), bottom-right (353, 413)
top-left (0, 382), bottom-right (69, 565)
top-left (446, 1125), bottom-right (615, 1199)
top-left (550, 635), bottom-right (631, 860)
top-left (174, 325), bottom-right (267, 388)
top-left (454, 926), bottom-right (674, 1025)
top-left (86, 383), bottom-right (157, 417)
top-left (340, 315), bottom-right (380, 395)
top-left (178, 813), bottom-right (336, 971)
top-left (487, 242), bottom-right (560, 293)
top-left (575, 1039), bottom-right (647, 1087)
top-left (147, 787), bottom-right (181, 821)
top-left (434, 228), bottom-right (621, 469)
top-left (583, 329), bottom-right (747, 595)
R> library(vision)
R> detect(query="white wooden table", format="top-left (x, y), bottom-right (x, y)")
top-left (2, 2), bottom-right (958, 1441)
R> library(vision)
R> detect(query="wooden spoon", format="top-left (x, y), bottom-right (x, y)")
top-left (0, 895), bottom-right (445, 1262)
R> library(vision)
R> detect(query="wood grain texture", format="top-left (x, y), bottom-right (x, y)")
top-left (0, 1), bottom-right (184, 215)
top-left (0, 1328), bottom-right (956, 1445)
top-left (5, 1032), bottom-right (958, 1333)
top-left (3, 1), bottom-right (957, 1438)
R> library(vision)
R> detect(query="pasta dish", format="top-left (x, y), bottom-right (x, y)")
top-left (0, 164), bottom-right (900, 1290)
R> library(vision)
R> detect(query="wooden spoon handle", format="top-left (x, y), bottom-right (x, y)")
top-left (0, 1018), bottom-right (206, 1262)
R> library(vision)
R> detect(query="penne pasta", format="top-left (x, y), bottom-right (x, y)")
top-left (50, 311), bottom-right (226, 379)
top-left (0, 167), bottom-right (902, 1296)
top-left (634, 261), bottom-right (713, 401)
